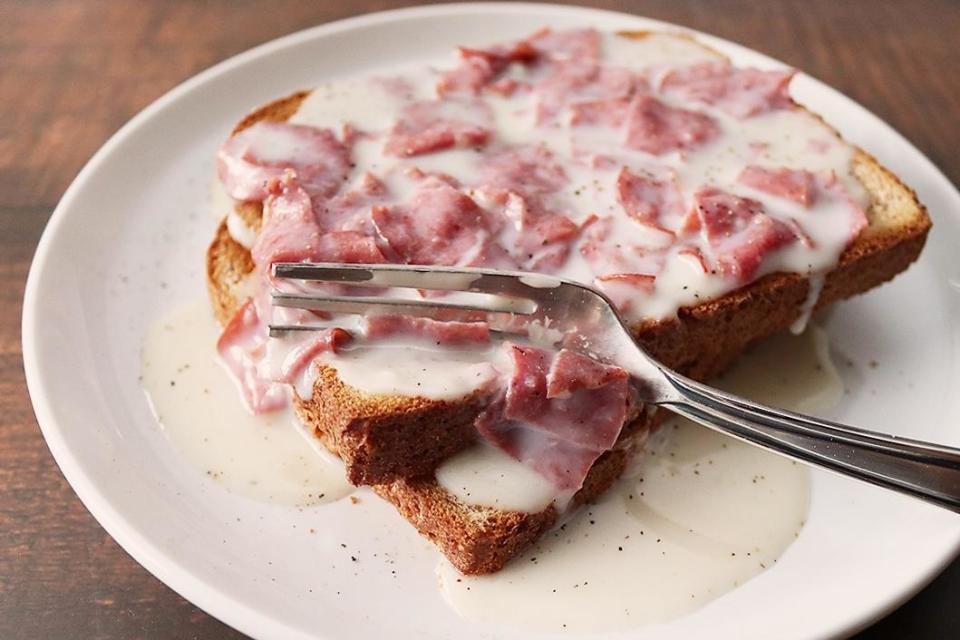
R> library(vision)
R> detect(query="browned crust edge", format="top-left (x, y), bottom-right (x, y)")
top-left (231, 90), bottom-right (310, 136)
top-left (294, 366), bottom-right (490, 485)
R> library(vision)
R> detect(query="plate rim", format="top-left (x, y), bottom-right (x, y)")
top-left (21, 3), bottom-right (960, 639)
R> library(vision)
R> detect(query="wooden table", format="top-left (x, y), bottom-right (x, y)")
top-left (2, 1), bottom-right (958, 637)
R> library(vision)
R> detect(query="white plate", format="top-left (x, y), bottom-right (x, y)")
top-left (22, 3), bottom-right (960, 639)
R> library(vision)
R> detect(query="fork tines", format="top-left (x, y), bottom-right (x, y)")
top-left (268, 262), bottom-right (549, 337)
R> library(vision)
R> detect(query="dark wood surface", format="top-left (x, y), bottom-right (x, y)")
top-left (2, 1), bottom-right (958, 637)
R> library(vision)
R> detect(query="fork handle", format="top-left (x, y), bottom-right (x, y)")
top-left (657, 370), bottom-right (960, 513)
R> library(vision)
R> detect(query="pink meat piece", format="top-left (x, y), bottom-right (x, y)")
top-left (362, 315), bottom-right (491, 346)
top-left (738, 167), bottom-right (867, 239)
top-left (616, 167), bottom-right (685, 231)
top-left (216, 300), bottom-right (287, 413)
top-left (437, 28), bottom-right (618, 123)
top-left (474, 343), bottom-right (631, 489)
top-left (738, 165), bottom-right (817, 206)
top-left (677, 246), bottom-right (710, 273)
top-left (625, 95), bottom-right (719, 155)
top-left (216, 300), bottom-right (351, 413)
top-left (530, 32), bottom-right (635, 124)
top-left (437, 40), bottom-right (538, 95)
top-left (545, 348), bottom-right (630, 398)
top-left (478, 145), bottom-right (579, 271)
top-left (502, 344), bottom-right (629, 451)
top-left (562, 63), bottom-right (650, 126)
top-left (276, 328), bottom-right (353, 384)
top-left (251, 180), bottom-right (386, 272)
top-left (311, 231), bottom-right (387, 264)
top-left (579, 215), bottom-right (667, 308)
top-left (317, 171), bottom-right (388, 233)
top-left (493, 191), bottom-right (580, 271)
top-left (569, 95), bottom-right (633, 127)
top-left (384, 98), bottom-right (492, 157)
top-left (217, 121), bottom-right (351, 201)
top-left (661, 60), bottom-right (795, 118)
top-left (479, 144), bottom-right (569, 195)
top-left (522, 211), bottom-right (581, 271)
top-left (595, 273), bottom-right (656, 293)
top-left (475, 412), bottom-right (603, 491)
top-left (251, 180), bottom-right (324, 269)
top-left (371, 176), bottom-right (512, 268)
top-left (688, 186), bottom-right (797, 281)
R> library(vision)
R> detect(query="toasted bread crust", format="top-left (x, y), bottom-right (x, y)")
top-left (206, 221), bottom-right (254, 326)
top-left (373, 420), bottom-right (648, 574)
top-left (205, 36), bottom-right (931, 574)
top-left (294, 365), bottom-right (490, 485)
top-left (231, 90), bottom-right (310, 135)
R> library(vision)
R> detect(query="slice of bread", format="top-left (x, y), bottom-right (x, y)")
top-left (206, 32), bottom-right (930, 574)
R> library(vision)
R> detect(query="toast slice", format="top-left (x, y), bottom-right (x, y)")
top-left (206, 31), bottom-right (930, 574)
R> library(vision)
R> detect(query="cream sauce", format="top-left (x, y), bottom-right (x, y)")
top-left (437, 325), bottom-right (840, 632)
top-left (314, 338), bottom-right (500, 401)
top-left (209, 176), bottom-right (235, 222)
top-left (140, 301), bottom-right (353, 506)
top-left (209, 30), bottom-right (868, 404)
top-left (790, 273), bottom-right (826, 335)
top-left (226, 210), bottom-right (256, 249)
top-left (602, 32), bottom-right (721, 69)
top-left (436, 444), bottom-right (571, 513)
top-left (280, 32), bottom-right (864, 326)
top-left (210, 176), bottom-right (256, 249)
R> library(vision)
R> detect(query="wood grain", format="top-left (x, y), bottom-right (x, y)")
top-left (1, 1), bottom-right (957, 637)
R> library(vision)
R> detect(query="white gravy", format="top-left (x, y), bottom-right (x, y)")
top-left (437, 325), bottom-right (840, 632)
top-left (317, 340), bottom-right (499, 401)
top-left (141, 302), bottom-right (838, 631)
top-left (283, 32), bottom-right (864, 326)
top-left (211, 30), bottom-right (867, 404)
top-left (436, 443), bottom-right (574, 513)
top-left (140, 301), bottom-right (353, 506)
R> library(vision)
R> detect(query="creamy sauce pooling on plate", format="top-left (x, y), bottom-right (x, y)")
top-left (140, 301), bottom-right (352, 506)
top-left (437, 326), bottom-right (840, 632)
top-left (142, 301), bottom-right (840, 632)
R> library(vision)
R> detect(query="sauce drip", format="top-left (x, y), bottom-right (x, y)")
top-left (437, 326), bottom-right (839, 632)
top-left (140, 301), bottom-right (353, 506)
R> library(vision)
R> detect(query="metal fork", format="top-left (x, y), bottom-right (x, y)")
top-left (270, 261), bottom-right (960, 513)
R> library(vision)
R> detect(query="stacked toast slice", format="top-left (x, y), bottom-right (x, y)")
top-left (206, 31), bottom-right (930, 574)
